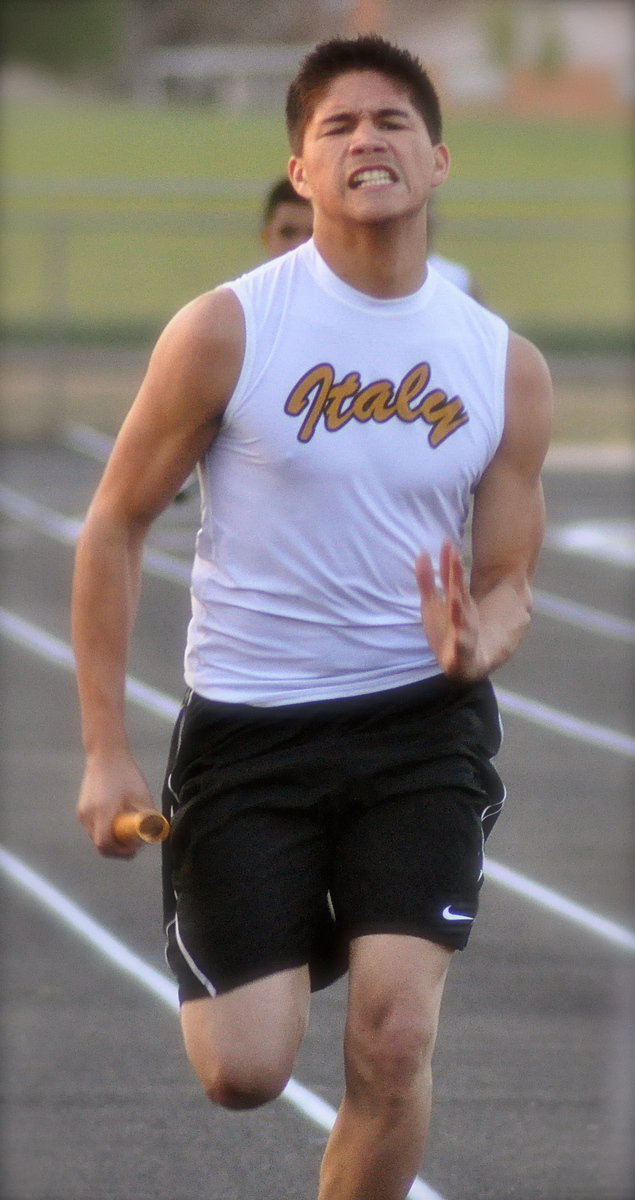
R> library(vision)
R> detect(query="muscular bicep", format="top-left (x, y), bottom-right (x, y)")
top-left (471, 332), bottom-right (553, 600)
top-left (87, 287), bottom-right (244, 528)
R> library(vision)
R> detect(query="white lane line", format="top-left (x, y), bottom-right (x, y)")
top-left (0, 483), bottom-right (190, 586)
top-left (0, 844), bottom-right (443, 1200)
top-left (2, 607), bottom-right (634, 955)
top-left (3, 481), bottom-right (635, 646)
top-left (61, 422), bottom-right (116, 460)
top-left (0, 845), bottom-right (179, 1006)
top-left (532, 588), bottom-right (635, 644)
top-left (0, 482), bottom-right (83, 541)
top-left (545, 521), bottom-right (635, 568)
top-left (0, 608), bottom-right (180, 721)
top-left (495, 686), bottom-right (635, 758)
top-left (485, 858), bottom-right (635, 952)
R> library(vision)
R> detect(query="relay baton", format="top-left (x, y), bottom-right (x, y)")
top-left (112, 810), bottom-right (170, 844)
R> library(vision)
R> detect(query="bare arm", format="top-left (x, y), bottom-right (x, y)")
top-left (415, 331), bottom-right (553, 680)
top-left (72, 288), bottom-right (244, 856)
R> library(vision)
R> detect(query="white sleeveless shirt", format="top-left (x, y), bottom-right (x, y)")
top-left (184, 240), bottom-right (508, 705)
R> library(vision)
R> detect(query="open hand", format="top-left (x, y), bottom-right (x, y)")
top-left (415, 540), bottom-right (484, 680)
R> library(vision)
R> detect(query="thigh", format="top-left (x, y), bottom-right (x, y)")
top-left (331, 680), bottom-right (505, 952)
top-left (331, 784), bottom-right (502, 951)
top-left (181, 965), bottom-right (310, 1102)
top-left (169, 804), bottom-right (331, 999)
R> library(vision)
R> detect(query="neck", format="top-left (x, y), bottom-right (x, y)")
top-left (312, 211), bottom-right (429, 298)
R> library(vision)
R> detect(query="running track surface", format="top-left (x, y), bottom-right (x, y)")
top-left (1, 430), bottom-right (633, 1200)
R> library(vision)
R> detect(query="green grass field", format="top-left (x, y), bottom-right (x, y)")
top-left (3, 96), bottom-right (633, 350)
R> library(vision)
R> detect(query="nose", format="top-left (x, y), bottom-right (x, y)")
top-left (349, 117), bottom-right (388, 155)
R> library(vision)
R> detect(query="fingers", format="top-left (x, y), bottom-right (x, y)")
top-left (415, 541), bottom-right (477, 679)
top-left (77, 760), bottom-right (154, 859)
top-left (99, 817), bottom-right (140, 859)
top-left (439, 540), bottom-right (468, 597)
top-left (414, 551), bottom-right (437, 600)
top-left (417, 541), bottom-right (465, 601)
top-left (79, 808), bottom-right (139, 859)
top-left (438, 538), bottom-right (452, 589)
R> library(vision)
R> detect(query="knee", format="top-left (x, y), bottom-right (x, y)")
top-left (183, 1012), bottom-right (294, 1110)
top-left (202, 1061), bottom-right (290, 1111)
top-left (180, 974), bottom-right (309, 1111)
top-left (344, 1008), bottom-right (436, 1103)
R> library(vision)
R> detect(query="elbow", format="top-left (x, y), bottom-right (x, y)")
top-left (78, 500), bottom-right (150, 555)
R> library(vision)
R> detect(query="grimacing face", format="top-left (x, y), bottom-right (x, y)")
top-left (289, 71), bottom-right (449, 229)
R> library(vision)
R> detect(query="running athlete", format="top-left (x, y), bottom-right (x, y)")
top-left (72, 35), bottom-right (552, 1200)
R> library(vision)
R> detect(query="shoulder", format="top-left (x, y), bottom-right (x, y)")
top-left (159, 286), bottom-right (245, 355)
top-left (501, 331), bottom-right (553, 472)
top-left (118, 286), bottom-right (247, 436)
top-left (150, 287), bottom-right (245, 405)
top-left (505, 331), bottom-right (553, 411)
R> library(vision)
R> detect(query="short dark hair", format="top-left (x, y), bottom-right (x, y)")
top-left (286, 35), bottom-right (443, 155)
top-left (262, 177), bottom-right (311, 224)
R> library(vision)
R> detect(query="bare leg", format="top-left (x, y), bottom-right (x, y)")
top-left (318, 934), bottom-right (453, 1200)
top-left (181, 965), bottom-right (311, 1110)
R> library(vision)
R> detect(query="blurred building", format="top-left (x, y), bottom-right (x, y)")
top-left (135, 0), bottom-right (632, 115)
top-left (393, 0), bottom-right (633, 116)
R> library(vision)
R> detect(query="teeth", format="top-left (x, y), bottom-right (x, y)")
top-left (352, 168), bottom-right (393, 188)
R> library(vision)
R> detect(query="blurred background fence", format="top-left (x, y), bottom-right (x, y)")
top-left (4, 173), bottom-right (632, 351)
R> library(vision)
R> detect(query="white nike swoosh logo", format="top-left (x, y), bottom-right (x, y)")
top-left (442, 906), bottom-right (474, 922)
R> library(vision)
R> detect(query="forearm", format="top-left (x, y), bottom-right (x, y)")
top-left (464, 329), bottom-right (551, 679)
top-left (471, 573), bottom-right (533, 677)
top-left (71, 511), bottom-right (146, 757)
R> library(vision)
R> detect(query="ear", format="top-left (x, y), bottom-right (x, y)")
top-left (288, 156), bottom-right (312, 202)
top-left (431, 143), bottom-right (451, 190)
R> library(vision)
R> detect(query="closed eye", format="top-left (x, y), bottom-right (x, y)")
top-left (375, 107), bottom-right (414, 129)
top-left (318, 107), bottom-right (414, 137)
top-left (322, 119), bottom-right (353, 136)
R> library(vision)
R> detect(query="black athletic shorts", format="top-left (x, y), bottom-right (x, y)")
top-left (161, 676), bottom-right (505, 1002)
